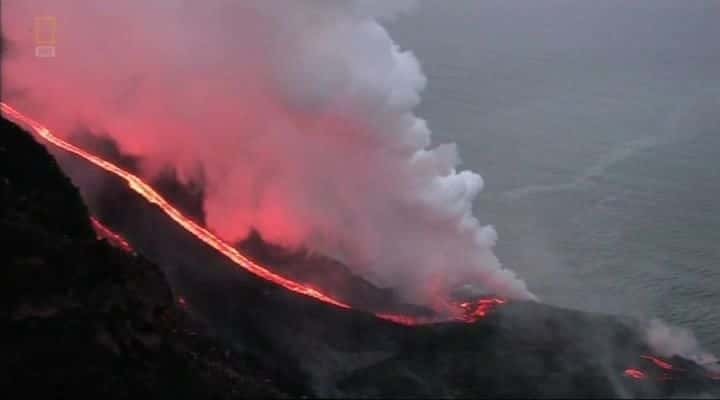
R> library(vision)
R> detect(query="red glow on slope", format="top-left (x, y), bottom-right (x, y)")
top-left (377, 298), bottom-right (506, 326)
top-left (2, 102), bottom-right (351, 310)
top-left (457, 298), bottom-right (506, 322)
top-left (624, 368), bottom-right (647, 380)
top-left (375, 313), bottom-right (421, 326)
top-left (91, 217), bottom-right (134, 253)
top-left (640, 355), bottom-right (675, 371)
top-left (1, 102), bottom-right (506, 326)
top-left (623, 355), bottom-right (720, 383)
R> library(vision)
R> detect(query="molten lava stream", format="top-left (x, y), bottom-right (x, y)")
top-left (1, 102), bottom-right (505, 326)
top-left (91, 217), bottom-right (135, 253)
top-left (624, 368), bottom-right (647, 380)
top-left (640, 355), bottom-right (676, 371)
top-left (1, 102), bottom-right (351, 309)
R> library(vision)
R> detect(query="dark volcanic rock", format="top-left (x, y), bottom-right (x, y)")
top-left (2, 115), bottom-right (719, 398)
top-left (0, 116), bottom-right (294, 398)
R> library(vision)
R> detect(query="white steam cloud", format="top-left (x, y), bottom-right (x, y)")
top-left (647, 319), bottom-right (719, 371)
top-left (2, 0), bottom-right (534, 303)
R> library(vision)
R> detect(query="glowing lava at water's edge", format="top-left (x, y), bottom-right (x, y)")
top-left (6, 102), bottom-right (720, 389)
top-left (1, 102), bottom-right (504, 326)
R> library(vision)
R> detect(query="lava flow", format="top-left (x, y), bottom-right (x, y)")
top-left (641, 355), bottom-right (678, 371)
top-left (1, 102), bottom-right (505, 326)
top-left (91, 217), bottom-right (135, 253)
top-left (623, 355), bottom-right (715, 382)
top-left (624, 368), bottom-right (647, 380)
top-left (458, 298), bottom-right (506, 322)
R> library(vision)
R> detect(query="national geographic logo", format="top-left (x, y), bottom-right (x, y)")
top-left (34, 16), bottom-right (56, 58)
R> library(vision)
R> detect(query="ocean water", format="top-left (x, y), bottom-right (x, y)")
top-left (388, 0), bottom-right (720, 353)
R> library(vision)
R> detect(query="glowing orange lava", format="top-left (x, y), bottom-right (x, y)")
top-left (91, 216), bottom-right (134, 253)
top-left (377, 298), bottom-right (506, 326)
top-left (2, 102), bottom-right (351, 310)
top-left (640, 355), bottom-right (675, 371)
top-left (624, 355), bottom-right (714, 383)
top-left (624, 368), bottom-right (647, 380)
top-left (458, 298), bottom-right (506, 322)
top-left (1, 102), bottom-right (505, 326)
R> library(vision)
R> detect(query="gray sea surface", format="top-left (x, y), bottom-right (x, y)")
top-left (388, 0), bottom-right (720, 354)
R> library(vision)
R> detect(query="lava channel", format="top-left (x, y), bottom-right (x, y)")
top-left (1, 102), bottom-right (506, 326)
top-left (91, 216), bottom-right (135, 253)
top-left (624, 368), bottom-right (647, 380)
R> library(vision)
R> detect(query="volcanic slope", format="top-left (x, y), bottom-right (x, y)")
top-left (0, 116), bottom-right (298, 398)
top-left (3, 115), bottom-right (719, 398)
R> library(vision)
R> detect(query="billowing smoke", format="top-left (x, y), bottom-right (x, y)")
top-left (2, 0), bottom-right (534, 303)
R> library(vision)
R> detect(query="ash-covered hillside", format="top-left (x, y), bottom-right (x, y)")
top-left (2, 115), bottom-right (719, 398)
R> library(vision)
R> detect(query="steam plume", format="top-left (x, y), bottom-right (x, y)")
top-left (2, 0), bottom-right (534, 303)
top-left (647, 319), bottom-right (719, 371)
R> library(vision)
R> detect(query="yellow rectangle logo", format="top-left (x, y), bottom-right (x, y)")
top-left (34, 16), bottom-right (57, 45)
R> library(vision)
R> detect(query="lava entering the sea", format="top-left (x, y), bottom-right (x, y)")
top-left (1, 102), bottom-right (505, 326)
top-left (622, 355), bottom-right (720, 383)
top-left (7, 102), bottom-right (720, 390)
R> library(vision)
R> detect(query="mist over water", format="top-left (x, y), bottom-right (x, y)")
top-left (388, 0), bottom-right (720, 353)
